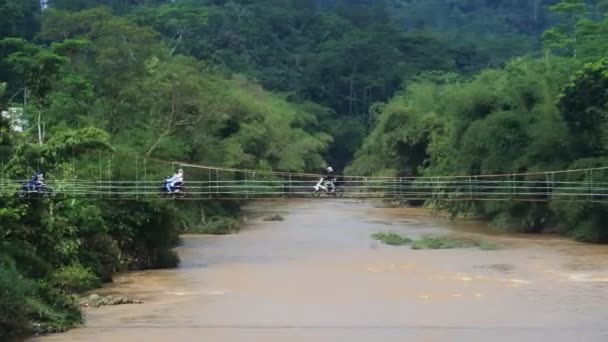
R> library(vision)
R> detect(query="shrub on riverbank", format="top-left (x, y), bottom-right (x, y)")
top-left (26, 283), bottom-right (82, 335)
top-left (0, 198), bottom-right (182, 341)
top-left (371, 232), bottom-right (413, 245)
top-left (49, 265), bottom-right (100, 294)
top-left (188, 217), bottom-right (241, 235)
top-left (411, 235), bottom-right (475, 249)
top-left (411, 235), bottom-right (500, 250)
top-left (371, 232), bottom-right (500, 250)
top-left (0, 263), bottom-right (34, 340)
top-left (0, 261), bottom-right (83, 340)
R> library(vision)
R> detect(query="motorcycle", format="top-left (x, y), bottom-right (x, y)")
top-left (159, 180), bottom-right (186, 198)
top-left (311, 177), bottom-right (344, 198)
top-left (16, 182), bottom-right (54, 198)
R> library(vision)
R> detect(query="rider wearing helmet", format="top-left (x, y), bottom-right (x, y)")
top-left (321, 166), bottom-right (336, 192)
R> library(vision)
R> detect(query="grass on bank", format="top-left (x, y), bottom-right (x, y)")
top-left (371, 232), bottom-right (413, 246)
top-left (410, 235), bottom-right (475, 249)
top-left (372, 232), bottom-right (500, 250)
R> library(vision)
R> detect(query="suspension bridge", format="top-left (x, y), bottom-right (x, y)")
top-left (1, 149), bottom-right (608, 203)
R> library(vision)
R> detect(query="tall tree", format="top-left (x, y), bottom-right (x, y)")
top-left (0, 0), bottom-right (41, 39)
top-left (543, 0), bottom-right (589, 57)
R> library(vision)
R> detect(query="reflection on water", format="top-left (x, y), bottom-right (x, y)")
top-left (33, 200), bottom-right (608, 342)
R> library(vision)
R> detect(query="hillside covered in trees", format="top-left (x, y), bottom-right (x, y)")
top-left (349, 1), bottom-right (608, 239)
top-left (1, 0), bottom-right (608, 340)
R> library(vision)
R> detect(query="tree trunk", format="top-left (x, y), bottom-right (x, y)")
top-left (348, 65), bottom-right (358, 116)
top-left (169, 28), bottom-right (185, 56)
top-left (145, 128), bottom-right (172, 158)
top-left (37, 109), bottom-right (43, 145)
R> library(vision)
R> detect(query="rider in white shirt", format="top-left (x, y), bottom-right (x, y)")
top-left (165, 168), bottom-right (184, 192)
top-left (320, 166), bottom-right (335, 192)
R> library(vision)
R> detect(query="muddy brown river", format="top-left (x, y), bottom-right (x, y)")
top-left (34, 200), bottom-right (608, 341)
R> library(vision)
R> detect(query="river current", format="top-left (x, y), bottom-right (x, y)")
top-left (34, 200), bottom-right (608, 341)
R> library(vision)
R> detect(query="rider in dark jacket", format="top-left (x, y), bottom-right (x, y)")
top-left (29, 172), bottom-right (44, 191)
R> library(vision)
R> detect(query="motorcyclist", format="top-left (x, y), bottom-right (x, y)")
top-left (165, 168), bottom-right (184, 193)
top-left (320, 166), bottom-right (336, 192)
top-left (29, 172), bottom-right (44, 192)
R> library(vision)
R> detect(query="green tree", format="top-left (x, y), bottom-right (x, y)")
top-left (0, 38), bottom-right (68, 144)
top-left (349, 57), bottom-right (577, 231)
top-left (558, 58), bottom-right (608, 157)
top-left (129, 2), bottom-right (209, 56)
top-left (136, 56), bottom-right (210, 157)
top-left (0, 0), bottom-right (41, 39)
top-left (543, 0), bottom-right (591, 57)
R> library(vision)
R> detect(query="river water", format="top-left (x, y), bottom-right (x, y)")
top-left (34, 200), bottom-right (608, 341)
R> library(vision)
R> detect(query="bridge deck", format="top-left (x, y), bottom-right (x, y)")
top-left (2, 177), bottom-right (607, 203)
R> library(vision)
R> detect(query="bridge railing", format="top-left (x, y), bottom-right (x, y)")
top-left (2, 146), bottom-right (608, 203)
top-left (2, 174), bottom-right (608, 202)
top-left (0, 175), bottom-right (606, 202)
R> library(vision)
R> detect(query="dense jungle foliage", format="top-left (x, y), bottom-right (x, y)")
top-left (349, 0), bottom-right (608, 241)
top-left (1, 0), bottom-right (608, 340)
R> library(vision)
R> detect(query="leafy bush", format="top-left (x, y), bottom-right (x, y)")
top-left (0, 263), bottom-right (34, 341)
top-left (0, 243), bottom-right (52, 279)
top-left (102, 201), bottom-right (182, 270)
top-left (569, 221), bottom-right (608, 243)
top-left (78, 233), bottom-right (120, 282)
top-left (49, 265), bottom-right (100, 294)
top-left (28, 282), bottom-right (82, 335)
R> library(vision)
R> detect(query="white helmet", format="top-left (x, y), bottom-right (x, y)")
top-left (326, 166), bottom-right (333, 173)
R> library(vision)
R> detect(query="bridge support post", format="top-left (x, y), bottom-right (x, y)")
top-left (1, 158), bottom-right (4, 196)
top-left (393, 177), bottom-right (397, 199)
top-left (432, 177), bottom-right (437, 202)
top-left (135, 157), bottom-right (139, 199)
top-left (143, 158), bottom-right (147, 198)
top-left (207, 169), bottom-right (211, 199)
top-left (108, 156), bottom-right (112, 199)
top-left (98, 151), bottom-right (102, 199)
top-left (216, 169), bottom-right (219, 198)
top-left (588, 170), bottom-right (593, 202)
top-left (282, 174), bottom-right (286, 199)
top-left (72, 148), bottom-right (76, 199)
top-left (545, 173), bottom-right (550, 200)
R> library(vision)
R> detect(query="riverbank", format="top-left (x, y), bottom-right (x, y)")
top-left (32, 199), bottom-right (608, 342)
